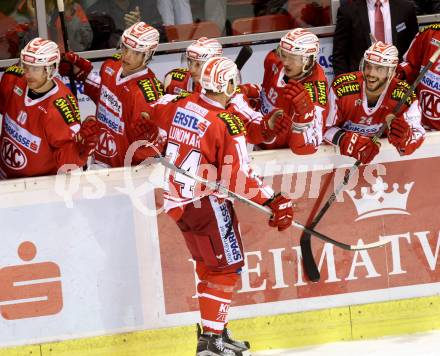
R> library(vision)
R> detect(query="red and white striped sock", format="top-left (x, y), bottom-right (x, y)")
top-left (198, 283), bottom-right (232, 334)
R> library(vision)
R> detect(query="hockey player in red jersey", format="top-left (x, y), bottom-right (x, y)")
top-left (258, 28), bottom-right (329, 154)
top-left (164, 37), bottom-right (223, 95)
top-left (164, 37), bottom-right (292, 146)
top-left (59, 21), bottom-right (164, 168)
top-left (397, 24), bottom-right (440, 130)
top-left (0, 38), bottom-right (99, 179)
top-left (138, 57), bottom-right (294, 355)
top-left (325, 42), bottom-right (425, 163)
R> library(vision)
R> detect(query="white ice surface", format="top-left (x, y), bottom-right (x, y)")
top-left (253, 330), bottom-right (440, 355)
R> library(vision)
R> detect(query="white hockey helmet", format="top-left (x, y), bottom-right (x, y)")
top-left (121, 21), bottom-right (159, 62)
top-left (186, 37), bottom-right (223, 62)
top-left (20, 38), bottom-right (60, 79)
top-left (363, 41), bottom-right (399, 68)
top-left (279, 28), bottom-right (320, 62)
top-left (200, 57), bottom-right (239, 97)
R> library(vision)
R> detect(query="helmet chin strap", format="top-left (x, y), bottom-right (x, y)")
top-left (46, 65), bottom-right (57, 81)
top-left (142, 49), bottom-right (153, 66)
top-left (289, 60), bottom-right (314, 81)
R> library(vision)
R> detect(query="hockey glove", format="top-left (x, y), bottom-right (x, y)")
top-left (75, 116), bottom-right (100, 160)
top-left (387, 114), bottom-right (411, 148)
top-left (263, 193), bottom-right (294, 232)
top-left (238, 83), bottom-right (261, 108)
top-left (339, 131), bottom-right (380, 164)
top-left (261, 109), bottom-right (292, 139)
top-left (394, 65), bottom-right (406, 80)
top-left (132, 112), bottom-right (160, 144)
top-left (284, 81), bottom-right (315, 128)
top-left (59, 51), bottom-right (93, 82)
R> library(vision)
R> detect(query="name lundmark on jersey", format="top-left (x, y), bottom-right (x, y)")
top-left (169, 126), bottom-right (200, 148)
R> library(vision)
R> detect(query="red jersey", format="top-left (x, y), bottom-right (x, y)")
top-left (259, 50), bottom-right (329, 154)
top-left (325, 72), bottom-right (425, 155)
top-left (0, 65), bottom-right (83, 179)
top-left (148, 92), bottom-right (274, 220)
top-left (399, 24), bottom-right (440, 129)
top-left (164, 66), bottom-right (273, 145)
top-left (84, 55), bottom-right (164, 167)
top-left (164, 68), bottom-right (198, 94)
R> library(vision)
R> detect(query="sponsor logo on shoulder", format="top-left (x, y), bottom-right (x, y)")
top-left (217, 112), bottom-right (245, 136)
top-left (335, 82), bottom-right (360, 97)
top-left (5, 65), bottom-right (24, 77)
top-left (171, 70), bottom-right (187, 81)
top-left (332, 73), bottom-right (358, 87)
top-left (53, 97), bottom-right (80, 125)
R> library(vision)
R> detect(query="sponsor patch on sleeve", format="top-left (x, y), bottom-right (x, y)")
top-left (315, 80), bottom-right (328, 106)
top-left (66, 94), bottom-right (81, 122)
top-left (172, 91), bottom-right (191, 102)
top-left (332, 73), bottom-right (358, 88)
top-left (217, 112), bottom-right (246, 136)
top-left (5, 65), bottom-right (24, 77)
top-left (391, 81), bottom-right (415, 106)
top-left (138, 77), bottom-right (164, 102)
top-left (53, 97), bottom-right (81, 125)
top-left (335, 82), bottom-right (361, 97)
top-left (303, 82), bottom-right (316, 103)
top-left (420, 23), bottom-right (440, 33)
top-left (170, 68), bottom-right (189, 82)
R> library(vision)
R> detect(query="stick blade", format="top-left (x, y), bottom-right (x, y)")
top-left (235, 45), bottom-right (253, 71)
top-left (349, 238), bottom-right (391, 250)
top-left (300, 233), bottom-right (321, 282)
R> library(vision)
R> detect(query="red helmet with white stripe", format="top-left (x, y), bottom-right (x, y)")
top-left (186, 37), bottom-right (223, 62)
top-left (279, 28), bottom-right (320, 62)
top-left (20, 38), bottom-right (60, 79)
top-left (363, 41), bottom-right (399, 67)
top-left (121, 22), bottom-right (159, 61)
top-left (21, 37), bottom-right (60, 67)
top-left (200, 57), bottom-right (239, 97)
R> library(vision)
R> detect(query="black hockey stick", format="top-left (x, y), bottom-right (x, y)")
top-left (299, 46), bottom-right (440, 281)
top-left (235, 45), bottom-right (253, 71)
top-left (153, 154), bottom-right (389, 251)
top-left (57, 0), bottom-right (77, 97)
top-left (300, 170), bottom-right (335, 282)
